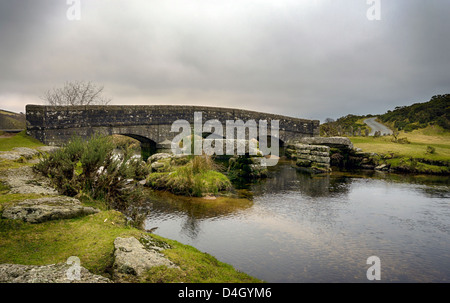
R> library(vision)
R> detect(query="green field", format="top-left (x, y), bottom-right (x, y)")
top-left (350, 125), bottom-right (450, 161)
top-left (0, 131), bottom-right (44, 151)
top-left (350, 125), bottom-right (449, 174)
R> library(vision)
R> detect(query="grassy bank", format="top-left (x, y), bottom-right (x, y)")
top-left (147, 156), bottom-right (232, 197)
top-left (0, 132), bottom-right (262, 283)
top-left (0, 131), bottom-right (44, 151)
top-left (350, 125), bottom-right (450, 174)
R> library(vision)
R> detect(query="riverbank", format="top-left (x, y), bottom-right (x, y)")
top-left (0, 133), bottom-right (262, 283)
top-left (349, 125), bottom-right (449, 175)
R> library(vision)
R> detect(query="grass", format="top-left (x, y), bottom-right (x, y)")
top-left (349, 125), bottom-right (449, 174)
top-left (350, 125), bottom-right (450, 162)
top-left (0, 131), bottom-right (44, 151)
top-left (0, 208), bottom-right (261, 282)
top-left (0, 210), bottom-right (141, 276)
top-left (140, 234), bottom-right (262, 283)
top-left (0, 135), bottom-right (261, 282)
top-left (147, 156), bottom-right (232, 197)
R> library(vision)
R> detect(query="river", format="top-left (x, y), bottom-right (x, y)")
top-left (142, 161), bottom-right (450, 283)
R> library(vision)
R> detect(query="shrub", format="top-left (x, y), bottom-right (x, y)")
top-left (34, 134), bottom-right (148, 210)
top-left (426, 146), bottom-right (436, 154)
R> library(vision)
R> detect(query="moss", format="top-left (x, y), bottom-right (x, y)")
top-left (139, 234), bottom-right (263, 283)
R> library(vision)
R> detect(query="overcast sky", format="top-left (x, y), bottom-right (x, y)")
top-left (0, 0), bottom-right (449, 122)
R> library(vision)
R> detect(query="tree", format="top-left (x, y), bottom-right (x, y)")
top-left (41, 81), bottom-right (111, 106)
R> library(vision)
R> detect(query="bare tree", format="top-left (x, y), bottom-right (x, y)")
top-left (41, 81), bottom-right (111, 106)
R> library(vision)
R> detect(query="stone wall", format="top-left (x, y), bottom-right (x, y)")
top-left (286, 143), bottom-right (331, 173)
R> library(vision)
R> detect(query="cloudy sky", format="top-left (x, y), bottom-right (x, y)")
top-left (0, 0), bottom-right (449, 122)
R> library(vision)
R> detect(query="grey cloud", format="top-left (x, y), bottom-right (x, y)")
top-left (0, 0), bottom-right (449, 121)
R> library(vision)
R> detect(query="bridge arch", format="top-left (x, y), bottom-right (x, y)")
top-left (26, 105), bottom-right (319, 156)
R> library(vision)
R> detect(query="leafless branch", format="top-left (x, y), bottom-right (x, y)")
top-left (40, 81), bottom-right (111, 106)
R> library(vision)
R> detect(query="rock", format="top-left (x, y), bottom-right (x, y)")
top-left (0, 152), bottom-right (22, 161)
top-left (148, 153), bottom-right (173, 163)
top-left (151, 161), bottom-right (165, 169)
top-left (299, 137), bottom-right (354, 150)
top-left (0, 263), bottom-right (111, 283)
top-left (12, 147), bottom-right (40, 159)
top-left (0, 166), bottom-right (58, 195)
top-left (375, 164), bottom-right (389, 171)
top-left (2, 196), bottom-right (99, 223)
top-left (36, 146), bottom-right (60, 153)
top-left (113, 237), bottom-right (178, 278)
top-left (0, 148), bottom-right (40, 161)
top-left (296, 159), bottom-right (312, 167)
top-left (304, 155), bottom-right (330, 164)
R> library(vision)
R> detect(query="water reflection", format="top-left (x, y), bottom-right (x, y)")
top-left (142, 161), bottom-right (450, 282)
top-left (250, 162), bottom-right (352, 198)
top-left (142, 190), bottom-right (253, 239)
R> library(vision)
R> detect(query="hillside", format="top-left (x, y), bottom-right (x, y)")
top-left (320, 94), bottom-right (450, 136)
top-left (379, 94), bottom-right (449, 131)
top-left (0, 110), bottom-right (26, 130)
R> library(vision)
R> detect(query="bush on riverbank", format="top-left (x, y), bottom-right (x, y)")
top-left (34, 134), bottom-right (149, 210)
top-left (146, 155), bottom-right (231, 197)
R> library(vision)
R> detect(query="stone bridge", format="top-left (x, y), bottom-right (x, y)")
top-left (26, 105), bottom-right (320, 155)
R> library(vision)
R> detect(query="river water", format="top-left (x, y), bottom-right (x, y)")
top-left (142, 161), bottom-right (450, 283)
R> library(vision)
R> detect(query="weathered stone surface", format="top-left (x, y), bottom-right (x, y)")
top-left (0, 152), bottom-right (22, 161)
top-left (0, 147), bottom-right (40, 161)
top-left (0, 263), bottom-right (111, 283)
top-left (291, 143), bottom-right (330, 153)
top-left (296, 159), bottom-right (312, 167)
top-left (150, 161), bottom-right (165, 169)
top-left (2, 196), bottom-right (99, 223)
top-left (26, 105), bottom-right (320, 148)
top-left (12, 147), bottom-right (40, 159)
top-left (36, 146), bottom-right (60, 153)
top-left (287, 142), bottom-right (331, 173)
top-left (310, 151), bottom-right (330, 157)
top-left (299, 137), bottom-right (354, 150)
top-left (148, 152), bottom-right (173, 162)
top-left (113, 237), bottom-right (178, 278)
top-left (375, 164), bottom-right (389, 171)
top-left (304, 155), bottom-right (330, 164)
top-left (0, 166), bottom-right (58, 195)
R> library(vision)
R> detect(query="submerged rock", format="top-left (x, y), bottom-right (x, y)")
top-left (2, 196), bottom-right (99, 223)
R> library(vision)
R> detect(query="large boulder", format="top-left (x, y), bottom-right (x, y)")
top-left (113, 237), bottom-right (178, 279)
top-left (0, 263), bottom-right (111, 283)
top-left (2, 196), bottom-right (99, 223)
